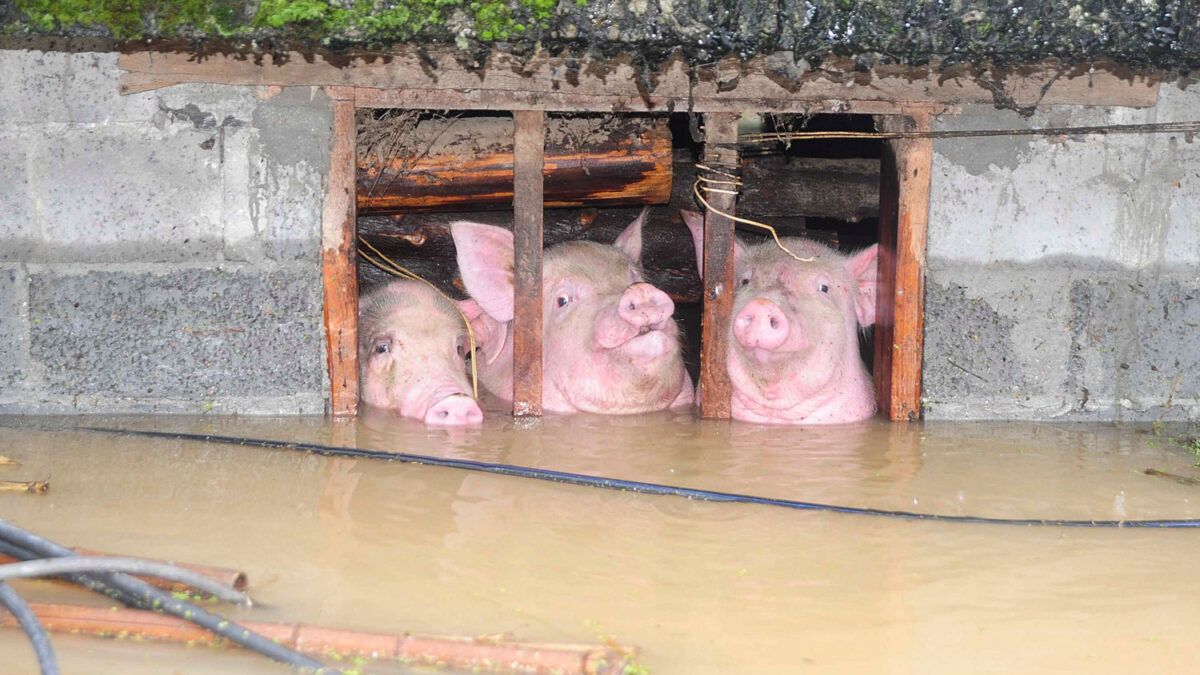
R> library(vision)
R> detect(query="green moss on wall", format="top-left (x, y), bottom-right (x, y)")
top-left (3, 1), bottom-right (1198, 75)
top-left (6, 0), bottom-right (570, 44)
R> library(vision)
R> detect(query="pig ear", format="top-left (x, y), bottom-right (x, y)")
top-left (846, 244), bottom-right (879, 327)
top-left (455, 298), bottom-right (508, 366)
top-left (451, 221), bottom-right (515, 322)
top-left (612, 208), bottom-right (648, 261)
top-left (681, 209), bottom-right (748, 279)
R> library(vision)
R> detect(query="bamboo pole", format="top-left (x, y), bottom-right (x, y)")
top-left (0, 603), bottom-right (634, 674)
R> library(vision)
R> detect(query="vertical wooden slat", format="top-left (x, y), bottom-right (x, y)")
top-left (322, 87), bottom-right (359, 416)
top-left (698, 113), bottom-right (740, 419)
top-left (511, 110), bottom-right (545, 417)
top-left (874, 110), bottom-right (933, 421)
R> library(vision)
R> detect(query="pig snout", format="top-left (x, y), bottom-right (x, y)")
top-left (595, 283), bottom-right (676, 351)
top-left (734, 298), bottom-right (791, 352)
top-left (423, 393), bottom-right (484, 426)
top-left (618, 282), bottom-right (674, 331)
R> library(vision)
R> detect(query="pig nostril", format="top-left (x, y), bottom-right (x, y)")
top-left (628, 302), bottom-right (636, 311)
top-left (769, 317), bottom-right (779, 330)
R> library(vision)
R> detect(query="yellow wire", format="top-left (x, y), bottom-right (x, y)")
top-left (357, 236), bottom-right (479, 400)
top-left (692, 166), bottom-right (815, 264)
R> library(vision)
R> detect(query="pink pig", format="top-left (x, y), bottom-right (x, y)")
top-left (450, 210), bottom-right (694, 414)
top-left (358, 280), bottom-right (484, 426)
top-left (682, 210), bottom-right (879, 424)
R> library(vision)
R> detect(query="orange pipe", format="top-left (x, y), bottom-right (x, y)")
top-left (0, 548), bottom-right (247, 595)
top-left (1, 603), bottom-right (634, 674)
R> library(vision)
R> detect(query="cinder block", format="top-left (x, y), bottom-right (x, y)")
top-left (928, 103), bottom-right (1169, 266)
top-left (0, 131), bottom-right (36, 261)
top-left (0, 268), bottom-right (25, 393)
top-left (1068, 274), bottom-right (1200, 417)
top-left (922, 267), bottom-right (1077, 419)
top-left (29, 126), bottom-right (226, 263)
top-left (0, 51), bottom-right (160, 125)
top-left (28, 266), bottom-right (326, 402)
top-left (249, 87), bottom-right (332, 262)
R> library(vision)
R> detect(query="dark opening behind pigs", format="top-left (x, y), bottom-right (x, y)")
top-left (358, 280), bottom-right (483, 426)
top-left (682, 210), bottom-right (879, 424)
top-left (450, 210), bottom-right (695, 414)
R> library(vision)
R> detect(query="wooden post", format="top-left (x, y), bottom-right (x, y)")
top-left (874, 109), bottom-right (933, 421)
top-left (698, 113), bottom-right (740, 419)
top-left (511, 111), bottom-right (545, 417)
top-left (322, 87), bottom-right (359, 416)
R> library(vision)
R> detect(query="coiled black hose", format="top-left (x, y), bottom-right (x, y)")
top-left (0, 581), bottom-right (59, 675)
top-left (0, 519), bottom-right (340, 674)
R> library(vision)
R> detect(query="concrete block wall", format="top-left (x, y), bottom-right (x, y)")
top-left (0, 50), bottom-right (331, 414)
top-left (924, 83), bottom-right (1200, 421)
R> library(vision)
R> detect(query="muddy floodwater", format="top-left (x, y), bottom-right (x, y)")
top-left (1, 412), bottom-right (1199, 674)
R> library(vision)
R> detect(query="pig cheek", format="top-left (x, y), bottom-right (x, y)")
top-left (363, 356), bottom-right (402, 409)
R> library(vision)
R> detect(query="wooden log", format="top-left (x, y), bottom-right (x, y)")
top-left (874, 110), bottom-right (933, 422)
top-left (357, 114), bottom-right (672, 214)
top-left (739, 155), bottom-right (879, 222)
top-left (698, 115), bottom-right (740, 420)
top-left (322, 90), bottom-right (359, 417)
top-left (512, 111), bottom-right (544, 418)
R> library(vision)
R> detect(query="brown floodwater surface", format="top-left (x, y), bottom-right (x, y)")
top-left (0, 413), bottom-right (1198, 674)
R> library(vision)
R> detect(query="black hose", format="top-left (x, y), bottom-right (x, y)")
top-left (63, 424), bottom-right (1200, 529)
top-left (0, 538), bottom-right (151, 610)
top-left (0, 557), bottom-right (249, 606)
top-left (0, 520), bottom-right (340, 674)
top-left (0, 581), bottom-right (60, 675)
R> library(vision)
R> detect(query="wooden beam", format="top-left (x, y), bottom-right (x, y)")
top-left (511, 111), bottom-right (545, 417)
top-left (321, 87), bottom-right (360, 417)
top-left (698, 113), bottom-right (740, 420)
top-left (118, 48), bottom-right (1160, 112)
top-left (357, 115), bottom-right (672, 213)
top-left (874, 110), bottom-right (933, 422)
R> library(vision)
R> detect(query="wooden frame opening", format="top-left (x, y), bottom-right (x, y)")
top-left (323, 97), bottom-right (932, 421)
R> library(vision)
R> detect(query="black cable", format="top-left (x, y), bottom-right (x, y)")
top-left (0, 520), bottom-right (340, 674)
top-left (0, 581), bottom-right (60, 675)
top-left (0, 557), bottom-right (249, 605)
top-left (741, 120), bottom-right (1200, 143)
top-left (57, 424), bottom-right (1200, 529)
top-left (0, 538), bottom-right (150, 609)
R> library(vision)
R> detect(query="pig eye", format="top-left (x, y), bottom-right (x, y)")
top-left (374, 342), bottom-right (390, 354)
top-left (818, 283), bottom-right (830, 293)
top-left (556, 295), bottom-right (570, 308)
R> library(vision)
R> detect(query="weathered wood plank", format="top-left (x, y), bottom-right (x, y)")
top-left (322, 89), bottom-right (359, 417)
top-left (357, 115), bottom-right (672, 213)
top-left (698, 114), bottom-right (740, 420)
top-left (119, 48), bottom-right (1160, 111)
top-left (873, 110), bottom-right (932, 422)
top-left (512, 111), bottom-right (545, 417)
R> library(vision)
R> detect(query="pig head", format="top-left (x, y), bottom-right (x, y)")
top-left (450, 211), bottom-right (694, 414)
top-left (682, 210), bottom-right (878, 424)
top-left (358, 280), bottom-right (483, 426)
